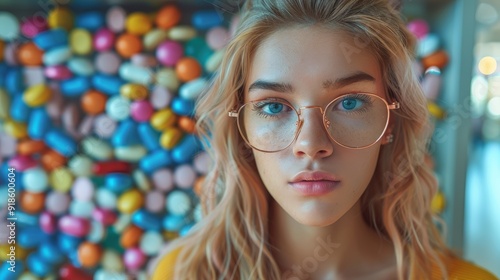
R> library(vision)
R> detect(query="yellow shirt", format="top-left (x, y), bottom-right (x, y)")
top-left (151, 249), bottom-right (498, 280)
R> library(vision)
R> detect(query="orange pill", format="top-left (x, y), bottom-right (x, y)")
top-left (78, 242), bottom-right (103, 268)
top-left (422, 50), bottom-right (449, 69)
top-left (115, 33), bottom-right (143, 58)
top-left (81, 90), bottom-right (107, 115)
top-left (17, 139), bottom-right (47, 155)
top-left (120, 225), bottom-right (143, 248)
top-left (178, 116), bottom-right (196, 134)
top-left (0, 40), bottom-right (4, 61)
top-left (41, 149), bottom-right (67, 171)
top-left (156, 5), bottom-right (181, 29)
top-left (20, 191), bottom-right (45, 214)
top-left (194, 176), bottom-right (205, 197)
top-left (176, 57), bottom-right (202, 82)
top-left (17, 42), bottom-right (44, 66)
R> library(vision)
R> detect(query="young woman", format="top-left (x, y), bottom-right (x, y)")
top-left (151, 0), bottom-right (498, 279)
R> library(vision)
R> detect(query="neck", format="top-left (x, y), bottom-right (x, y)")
top-left (268, 200), bottom-right (396, 279)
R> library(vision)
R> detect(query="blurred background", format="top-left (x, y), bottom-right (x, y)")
top-left (0, 0), bottom-right (498, 279)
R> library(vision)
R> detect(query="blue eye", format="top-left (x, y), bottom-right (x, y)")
top-left (341, 98), bottom-right (361, 110)
top-left (264, 103), bottom-right (284, 114)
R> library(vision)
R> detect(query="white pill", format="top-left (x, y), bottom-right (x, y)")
top-left (106, 95), bottom-right (131, 121)
top-left (168, 26), bottom-right (197, 41)
top-left (179, 78), bottom-right (207, 100)
top-left (166, 190), bottom-right (191, 216)
top-left (115, 145), bottom-right (147, 162)
top-left (155, 68), bottom-right (179, 91)
top-left (0, 12), bottom-right (20, 40)
top-left (205, 49), bottom-right (224, 73)
top-left (69, 200), bottom-right (95, 218)
top-left (119, 62), bottom-right (153, 85)
top-left (87, 220), bottom-right (106, 243)
top-left (102, 250), bottom-right (124, 272)
top-left (82, 137), bottom-right (114, 160)
top-left (43, 46), bottom-right (72, 66)
top-left (96, 188), bottom-right (117, 209)
top-left (68, 155), bottom-right (94, 177)
top-left (68, 57), bottom-right (95, 76)
top-left (139, 231), bottom-right (164, 256)
top-left (23, 167), bottom-right (49, 193)
top-left (174, 164), bottom-right (196, 189)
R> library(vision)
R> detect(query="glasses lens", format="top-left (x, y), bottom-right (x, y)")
top-left (238, 100), bottom-right (298, 152)
top-left (325, 94), bottom-right (389, 148)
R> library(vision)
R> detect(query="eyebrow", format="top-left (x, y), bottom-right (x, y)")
top-left (248, 71), bottom-right (376, 94)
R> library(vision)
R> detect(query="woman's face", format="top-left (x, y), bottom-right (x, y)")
top-left (245, 26), bottom-right (389, 226)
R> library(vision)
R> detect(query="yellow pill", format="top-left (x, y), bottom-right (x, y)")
top-left (19, 272), bottom-right (40, 280)
top-left (155, 68), bottom-right (179, 91)
top-left (120, 84), bottom-right (149, 100)
top-left (126, 12), bottom-right (153, 35)
top-left (117, 189), bottom-right (144, 214)
top-left (151, 108), bottom-right (177, 131)
top-left (163, 230), bottom-right (179, 241)
top-left (50, 167), bottom-right (74, 193)
top-left (427, 101), bottom-right (446, 120)
top-left (431, 191), bottom-right (446, 214)
top-left (70, 29), bottom-right (93, 55)
top-left (0, 88), bottom-right (10, 119)
top-left (4, 120), bottom-right (28, 139)
top-left (160, 127), bottom-right (183, 149)
top-left (23, 84), bottom-right (52, 107)
top-left (48, 7), bottom-right (74, 31)
top-left (143, 29), bottom-right (169, 51)
top-left (0, 40), bottom-right (4, 61)
top-left (168, 26), bottom-right (197, 41)
top-left (0, 243), bottom-right (28, 261)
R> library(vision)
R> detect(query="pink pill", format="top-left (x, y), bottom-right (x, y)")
top-left (59, 215), bottom-right (91, 237)
top-left (131, 54), bottom-right (158, 67)
top-left (46, 191), bottom-right (71, 215)
top-left (145, 191), bottom-right (165, 213)
top-left (174, 164), bottom-right (196, 189)
top-left (24, 67), bottom-right (46, 86)
top-left (193, 151), bottom-right (212, 175)
top-left (44, 65), bottom-right (73, 80)
top-left (131, 100), bottom-right (154, 122)
top-left (206, 27), bottom-right (230, 50)
top-left (95, 51), bottom-right (121, 74)
top-left (93, 28), bottom-right (115, 52)
top-left (150, 85), bottom-right (172, 109)
top-left (152, 168), bottom-right (174, 192)
top-left (8, 155), bottom-right (37, 171)
top-left (71, 177), bottom-right (95, 201)
top-left (106, 6), bottom-right (126, 33)
top-left (94, 114), bottom-right (117, 138)
top-left (407, 19), bottom-right (429, 39)
top-left (156, 40), bottom-right (184, 67)
top-left (123, 247), bottom-right (147, 271)
top-left (0, 131), bottom-right (17, 159)
top-left (229, 15), bottom-right (240, 38)
top-left (92, 208), bottom-right (117, 225)
top-left (20, 16), bottom-right (49, 38)
top-left (5, 42), bottom-right (20, 66)
top-left (40, 211), bottom-right (57, 234)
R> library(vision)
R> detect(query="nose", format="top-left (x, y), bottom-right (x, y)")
top-left (292, 106), bottom-right (334, 159)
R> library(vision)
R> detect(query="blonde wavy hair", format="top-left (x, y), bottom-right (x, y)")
top-left (157, 0), bottom-right (454, 279)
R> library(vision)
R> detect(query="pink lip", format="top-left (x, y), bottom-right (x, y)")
top-left (288, 171), bottom-right (340, 196)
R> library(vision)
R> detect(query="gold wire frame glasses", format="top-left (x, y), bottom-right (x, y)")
top-left (228, 93), bottom-right (400, 153)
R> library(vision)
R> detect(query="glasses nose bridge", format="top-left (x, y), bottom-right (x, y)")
top-left (297, 105), bottom-right (325, 119)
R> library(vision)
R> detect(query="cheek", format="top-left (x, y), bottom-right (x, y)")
top-left (253, 153), bottom-right (282, 186)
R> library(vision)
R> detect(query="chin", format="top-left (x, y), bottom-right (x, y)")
top-left (290, 210), bottom-right (343, 228)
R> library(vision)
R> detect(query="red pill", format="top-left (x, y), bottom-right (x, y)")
top-left (59, 264), bottom-right (93, 280)
top-left (93, 160), bottom-right (132, 175)
top-left (156, 5), bottom-right (181, 29)
top-left (176, 57), bottom-right (202, 82)
top-left (92, 208), bottom-right (117, 226)
top-left (115, 33), bottom-right (142, 58)
top-left (17, 42), bottom-right (44, 66)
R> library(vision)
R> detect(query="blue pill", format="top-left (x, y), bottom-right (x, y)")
top-left (38, 242), bottom-right (65, 265)
top-left (0, 63), bottom-right (7, 87)
top-left (28, 108), bottom-right (51, 140)
top-left (132, 209), bottom-right (162, 231)
top-left (139, 150), bottom-right (172, 174)
top-left (185, 37), bottom-right (213, 66)
top-left (75, 11), bottom-right (105, 31)
top-left (27, 252), bottom-right (54, 277)
top-left (68, 250), bottom-right (82, 268)
top-left (192, 10), bottom-right (223, 30)
top-left (6, 68), bottom-right (25, 93)
top-left (10, 95), bottom-right (31, 123)
top-left (180, 223), bottom-right (195, 237)
top-left (171, 97), bottom-right (195, 116)
top-left (112, 119), bottom-right (141, 147)
top-left (45, 128), bottom-right (77, 157)
top-left (172, 134), bottom-right (201, 164)
top-left (61, 76), bottom-right (91, 97)
top-left (138, 123), bottom-right (161, 151)
top-left (92, 74), bottom-right (125, 95)
top-left (18, 226), bottom-right (49, 248)
top-left (16, 210), bottom-right (39, 227)
top-left (163, 214), bottom-right (186, 231)
top-left (33, 28), bottom-right (68, 50)
top-left (58, 233), bottom-right (83, 254)
top-left (0, 260), bottom-right (24, 280)
top-left (105, 173), bottom-right (133, 194)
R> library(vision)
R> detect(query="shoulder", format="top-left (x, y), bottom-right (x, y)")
top-left (151, 247), bottom-right (182, 280)
top-left (432, 257), bottom-right (498, 280)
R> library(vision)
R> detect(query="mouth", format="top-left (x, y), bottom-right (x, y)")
top-left (288, 170), bottom-right (340, 196)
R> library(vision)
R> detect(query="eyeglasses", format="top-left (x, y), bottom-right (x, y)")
top-left (228, 93), bottom-right (400, 152)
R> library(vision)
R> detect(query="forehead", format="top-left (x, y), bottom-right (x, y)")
top-left (246, 26), bottom-right (385, 98)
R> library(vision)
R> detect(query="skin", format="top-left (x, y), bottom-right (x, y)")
top-left (245, 26), bottom-right (398, 279)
